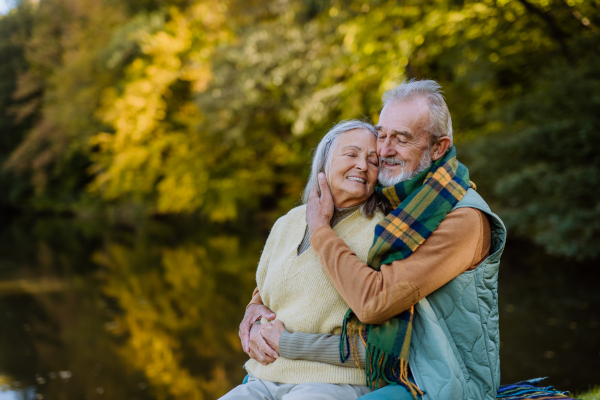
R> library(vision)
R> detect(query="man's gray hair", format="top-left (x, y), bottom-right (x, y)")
top-left (382, 79), bottom-right (453, 145)
top-left (302, 120), bottom-right (383, 218)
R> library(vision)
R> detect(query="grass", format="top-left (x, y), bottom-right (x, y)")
top-left (576, 386), bottom-right (600, 400)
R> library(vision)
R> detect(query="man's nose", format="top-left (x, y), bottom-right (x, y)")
top-left (379, 138), bottom-right (396, 158)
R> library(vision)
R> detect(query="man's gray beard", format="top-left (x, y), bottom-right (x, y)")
top-left (378, 149), bottom-right (433, 187)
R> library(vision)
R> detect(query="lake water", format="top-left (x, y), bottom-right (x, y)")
top-left (0, 215), bottom-right (598, 399)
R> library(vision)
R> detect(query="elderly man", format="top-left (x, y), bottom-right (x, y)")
top-left (240, 79), bottom-right (506, 400)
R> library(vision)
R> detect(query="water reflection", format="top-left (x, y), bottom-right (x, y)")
top-left (0, 216), bottom-right (598, 399)
top-left (0, 216), bottom-right (261, 400)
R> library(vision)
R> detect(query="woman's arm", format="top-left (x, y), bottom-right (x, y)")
top-left (260, 320), bottom-right (366, 368)
top-left (280, 331), bottom-right (365, 368)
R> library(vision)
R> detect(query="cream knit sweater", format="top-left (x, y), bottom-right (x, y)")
top-left (245, 205), bottom-right (384, 385)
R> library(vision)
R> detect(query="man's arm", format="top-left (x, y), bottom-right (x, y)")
top-left (309, 207), bottom-right (491, 324)
top-left (247, 287), bottom-right (263, 307)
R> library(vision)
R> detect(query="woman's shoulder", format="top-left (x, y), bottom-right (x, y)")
top-left (285, 204), bottom-right (307, 219)
top-left (269, 205), bottom-right (306, 232)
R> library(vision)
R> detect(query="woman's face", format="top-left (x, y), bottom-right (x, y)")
top-left (327, 129), bottom-right (379, 209)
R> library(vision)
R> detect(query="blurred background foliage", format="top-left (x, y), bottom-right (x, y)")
top-left (1, 0), bottom-right (598, 257)
top-left (1, 0), bottom-right (600, 399)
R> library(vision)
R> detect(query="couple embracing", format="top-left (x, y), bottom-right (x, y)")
top-left (223, 79), bottom-right (506, 400)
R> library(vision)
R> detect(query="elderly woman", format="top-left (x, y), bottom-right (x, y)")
top-left (220, 120), bottom-right (385, 400)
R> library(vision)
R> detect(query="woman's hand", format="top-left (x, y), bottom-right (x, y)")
top-left (239, 304), bottom-right (276, 353)
top-left (260, 320), bottom-right (286, 354)
top-left (248, 322), bottom-right (279, 365)
top-left (307, 173), bottom-right (334, 236)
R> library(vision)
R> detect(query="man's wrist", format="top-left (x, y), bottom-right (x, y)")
top-left (309, 219), bottom-right (329, 236)
top-left (309, 224), bottom-right (334, 247)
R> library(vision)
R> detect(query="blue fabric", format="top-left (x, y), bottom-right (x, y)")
top-left (496, 378), bottom-right (574, 399)
top-left (359, 375), bottom-right (422, 400)
top-left (359, 383), bottom-right (421, 400)
top-left (242, 374), bottom-right (249, 385)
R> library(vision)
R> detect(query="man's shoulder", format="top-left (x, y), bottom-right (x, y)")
top-left (453, 188), bottom-right (491, 214)
top-left (445, 207), bottom-right (487, 231)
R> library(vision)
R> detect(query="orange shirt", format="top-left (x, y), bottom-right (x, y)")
top-left (249, 207), bottom-right (491, 325)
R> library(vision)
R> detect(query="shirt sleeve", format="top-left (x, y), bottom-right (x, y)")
top-left (247, 287), bottom-right (263, 309)
top-left (279, 330), bottom-right (365, 368)
top-left (309, 207), bottom-right (491, 325)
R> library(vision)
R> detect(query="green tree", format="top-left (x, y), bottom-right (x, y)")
top-left (1, 0), bottom-right (599, 258)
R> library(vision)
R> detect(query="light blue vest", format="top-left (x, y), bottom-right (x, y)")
top-left (409, 189), bottom-right (506, 400)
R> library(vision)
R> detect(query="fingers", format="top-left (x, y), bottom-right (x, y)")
top-left (239, 319), bottom-right (253, 353)
top-left (239, 305), bottom-right (276, 353)
top-left (255, 305), bottom-right (277, 321)
top-left (262, 307), bottom-right (276, 320)
top-left (248, 346), bottom-right (276, 365)
top-left (309, 183), bottom-right (319, 201)
top-left (272, 320), bottom-right (285, 330)
top-left (256, 335), bottom-right (279, 359)
top-left (249, 324), bottom-right (279, 364)
top-left (259, 324), bottom-right (280, 352)
top-left (317, 173), bottom-right (333, 205)
top-left (239, 306), bottom-right (260, 353)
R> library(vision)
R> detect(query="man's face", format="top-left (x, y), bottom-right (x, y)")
top-left (375, 99), bottom-right (433, 187)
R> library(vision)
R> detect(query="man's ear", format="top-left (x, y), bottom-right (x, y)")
top-left (431, 137), bottom-right (452, 161)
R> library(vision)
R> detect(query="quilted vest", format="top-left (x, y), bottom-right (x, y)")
top-left (409, 189), bottom-right (506, 400)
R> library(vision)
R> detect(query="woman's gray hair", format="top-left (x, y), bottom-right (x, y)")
top-left (382, 79), bottom-right (453, 145)
top-left (302, 120), bottom-right (385, 218)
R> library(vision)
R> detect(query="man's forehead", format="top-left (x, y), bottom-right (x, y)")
top-left (378, 100), bottom-right (429, 132)
top-left (374, 124), bottom-right (413, 139)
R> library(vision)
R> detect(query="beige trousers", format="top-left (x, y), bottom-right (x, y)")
top-left (219, 374), bottom-right (371, 400)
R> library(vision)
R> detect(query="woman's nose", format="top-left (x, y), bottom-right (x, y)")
top-left (356, 156), bottom-right (368, 171)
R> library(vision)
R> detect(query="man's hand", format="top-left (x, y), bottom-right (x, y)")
top-left (307, 173), bottom-right (334, 236)
top-left (248, 323), bottom-right (279, 365)
top-left (260, 320), bottom-right (286, 354)
top-left (239, 304), bottom-right (276, 353)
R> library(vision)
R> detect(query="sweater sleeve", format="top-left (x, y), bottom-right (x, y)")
top-left (309, 207), bottom-right (492, 325)
top-left (279, 330), bottom-right (365, 368)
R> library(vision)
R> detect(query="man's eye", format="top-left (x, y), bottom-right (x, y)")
top-left (377, 135), bottom-right (386, 141)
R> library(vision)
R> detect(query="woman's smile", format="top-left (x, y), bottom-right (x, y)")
top-left (346, 175), bottom-right (366, 184)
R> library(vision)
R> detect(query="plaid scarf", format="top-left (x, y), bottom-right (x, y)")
top-left (340, 146), bottom-right (473, 398)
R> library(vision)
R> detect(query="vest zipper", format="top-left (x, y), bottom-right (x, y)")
top-left (409, 362), bottom-right (425, 400)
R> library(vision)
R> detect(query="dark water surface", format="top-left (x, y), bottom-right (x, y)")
top-left (0, 216), bottom-right (598, 400)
